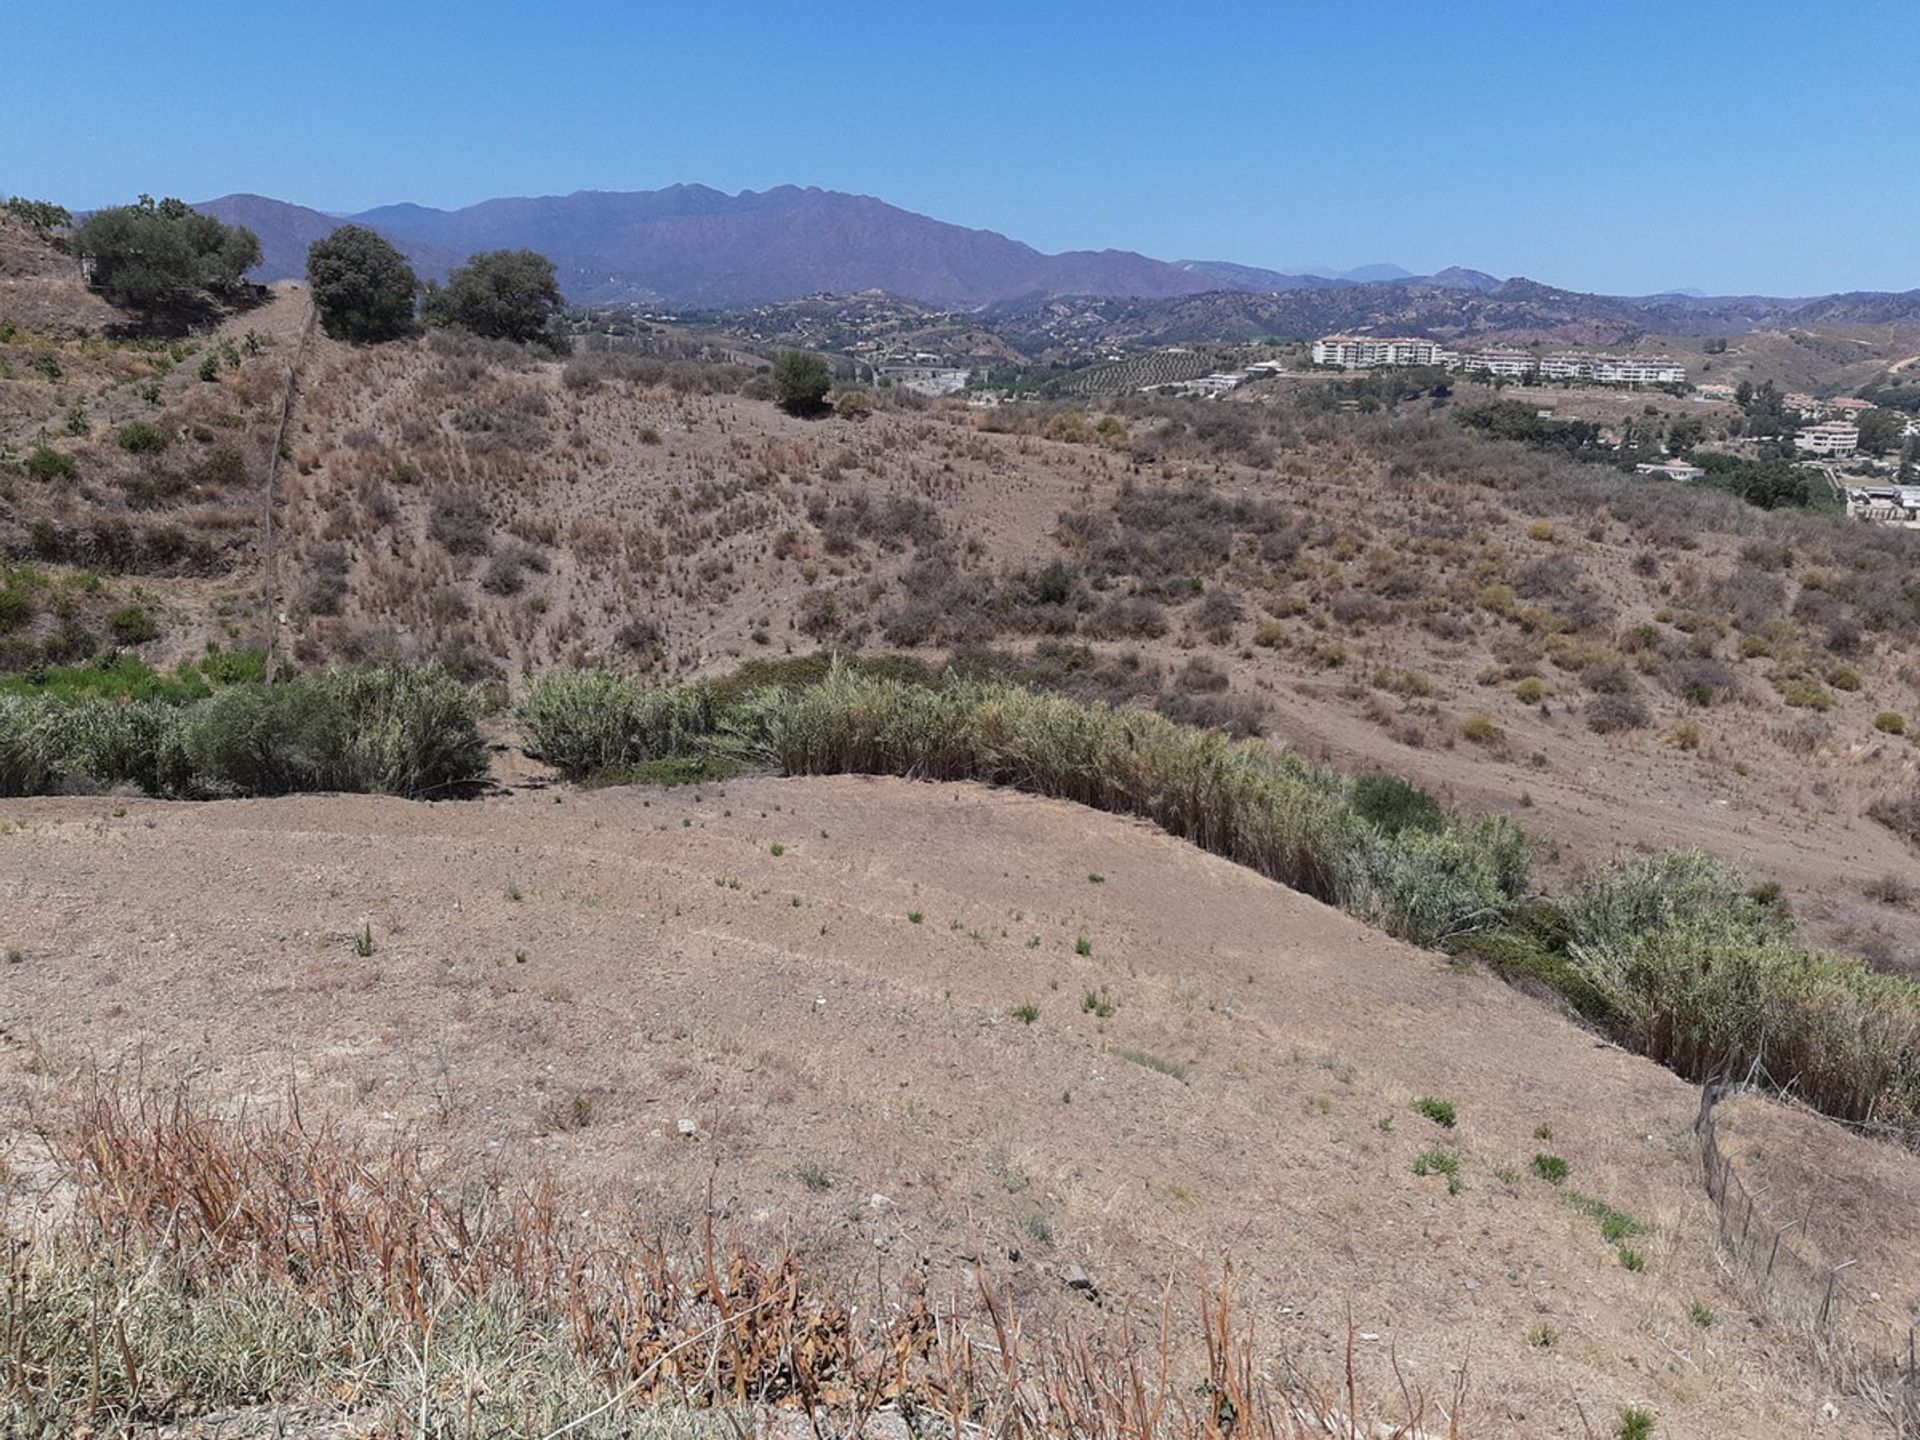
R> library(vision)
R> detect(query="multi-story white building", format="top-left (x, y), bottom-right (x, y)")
top-left (1453, 350), bottom-right (1536, 378)
top-left (1795, 421), bottom-right (1860, 456)
top-left (1310, 336), bottom-right (1454, 369)
top-left (1311, 336), bottom-right (1686, 385)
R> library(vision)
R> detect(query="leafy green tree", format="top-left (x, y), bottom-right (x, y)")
top-left (421, 249), bottom-right (565, 349)
top-left (3, 197), bottom-right (72, 234)
top-left (307, 225), bottom-right (418, 342)
top-left (70, 197), bottom-right (260, 322)
top-left (1665, 415), bottom-right (1706, 453)
top-left (1855, 406), bottom-right (1905, 457)
top-left (772, 351), bottom-right (833, 412)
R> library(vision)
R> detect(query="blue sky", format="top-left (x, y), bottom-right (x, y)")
top-left (7, 1), bottom-right (1916, 296)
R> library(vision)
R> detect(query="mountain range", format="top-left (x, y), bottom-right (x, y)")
top-left (190, 185), bottom-right (1920, 328)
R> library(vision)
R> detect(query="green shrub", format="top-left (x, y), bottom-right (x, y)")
top-left (0, 666), bottom-right (482, 799)
top-left (115, 421), bottom-right (169, 454)
top-left (107, 605), bottom-right (159, 645)
top-left (1873, 711), bottom-right (1906, 736)
top-left (1349, 773), bottom-right (1444, 836)
top-left (24, 444), bottom-right (76, 482)
top-left (1412, 1096), bottom-right (1456, 1128)
top-left (1530, 1153), bottom-right (1569, 1185)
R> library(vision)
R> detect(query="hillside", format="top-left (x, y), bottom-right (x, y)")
top-left (0, 211), bottom-right (123, 335)
top-left (4, 777), bottom-right (1911, 1435)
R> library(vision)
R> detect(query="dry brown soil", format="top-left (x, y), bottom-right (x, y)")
top-left (4, 776), bottom-right (1915, 1437)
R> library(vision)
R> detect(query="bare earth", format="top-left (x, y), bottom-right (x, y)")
top-left (3, 776), bottom-right (1913, 1437)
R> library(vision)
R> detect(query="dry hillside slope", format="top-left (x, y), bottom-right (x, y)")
top-left (3, 776), bottom-right (1913, 1436)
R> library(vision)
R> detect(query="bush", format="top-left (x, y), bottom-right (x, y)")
top-left (0, 666), bottom-right (483, 799)
top-left (772, 351), bottom-right (833, 412)
top-left (307, 225), bottom-right (419, 342)
top-left (429, 490), bottom-right (492, 556)
top-left (24, 444), bottom-right (76, 482)
top-left (1873, 711), bottom-right (1906, 736)
top-left (116, 420), bottom-right (169, 453)
top-left (1587, 691), bottom-right (1650, 733)
top-left (107, 605), bottom-right (159, 645)
top-left (1486, 850), bottom-right (1920, 1137)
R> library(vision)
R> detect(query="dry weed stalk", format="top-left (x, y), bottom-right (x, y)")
top-left (9, 1084), bottom-right (1457, 1437)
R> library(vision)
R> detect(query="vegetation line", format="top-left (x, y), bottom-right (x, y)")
top-left (518, 659), bottom-right (1920, 1142)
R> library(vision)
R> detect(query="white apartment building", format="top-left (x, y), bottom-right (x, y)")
top-left (1311, 336), bottom-right (1454, 369)
top-left (1795, 421), bottom-right (1860, 456)
top-left (1453, 350), bottom-right (1536, 378)
top-left (1311, 335), bottom-right (1686, 385)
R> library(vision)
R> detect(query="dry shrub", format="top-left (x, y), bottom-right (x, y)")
top-left (7, 1085), bottom-right (1455, 1437)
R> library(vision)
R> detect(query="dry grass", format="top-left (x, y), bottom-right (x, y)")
top-left (4, 1083), bottom-right (1459, 1438)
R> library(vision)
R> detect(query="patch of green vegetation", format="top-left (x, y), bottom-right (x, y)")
top-left (24, 444), bottom-right (76, 482)
top-left (1412, 1096), bottom-right (1456, 1128)
top-left (1617, 1245), bottom-right (1646, 1272)
top-left (1617, 1406), bottom-right (1655, 1440)
top-left (1413, 1147), bottom-right (1462, 1194)
top-left (1527, 1325), bottom-right (1556, 1348)
top-left (1687, 1301), bottom-right (1715, 1329)
top-left (1011, 1004), bottom-right (1039, 1024)
top-left (1074, 936), bottom-right (1093, 956)
top-left (1566, 1191), bottom-right (1646, 1244)
top-left (1531, 1154), bottom-right (1569, 1185)
top-left (1081, 988), bottom-right (1114, 1019)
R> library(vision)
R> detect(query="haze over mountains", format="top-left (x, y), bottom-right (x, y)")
top-left (191, 184), bottom-right (1920, 331)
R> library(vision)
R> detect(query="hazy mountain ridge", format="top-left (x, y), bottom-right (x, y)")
top-left (189, 186), bottom-right (1912, 330)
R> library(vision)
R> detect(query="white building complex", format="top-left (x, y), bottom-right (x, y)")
top-left (1315, 335), bottom-right (1686, 386)
top-left (1794, 421), bottom-right (1861, 456)
top-left (1311, 336), bottom-right (1453, 369)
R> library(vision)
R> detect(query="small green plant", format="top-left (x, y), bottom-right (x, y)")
top-left (1686, 1301), bottom-right (1715, 1328)
top-left (1617, 1404), bottom-right (1655, 1440)
top-left (513, 948), bottom-right (530, 964)
top-left (1074, 936), bottom-right (1093, 956)
top-left (198, 354), bottom-right (221, 382)
top-left (505, 884), bottom-right (524, 902)
top-left (1012, 1004), bottom-right (1039, 1024)
top-left (1514, 677), bottom-right (1545, 704)
top-left (352, 923), bottom-right (376, 957)
top-left (1531, 1153), bottom-right (1569, 1185)
top-left (1874, 711), bottom-right (1906, 736)
top-left (1088, 872), bottom-right (1104, 884)
top-left (1412, 1096), bottom-right (1456, 1128)
top-left (1532, 1123), bottom-right (1553, 1140)
top-left (1413, 1147), bottom-right (1462, 1194)
top-left (1567, 1192), bottom-right (1646, 1243)
top-left (1527, 1324), bottom-right (1556, 1348)
top-left (769, 842), bottom-right (785, 856)
top-left (907, 910), bottom-right (923, 924)
top-left (1617, 1245), bottom-right (1645, 1272)
top-left (1081, 988), bottom-right (1114, 1018)
top-left (795, 1160), bottom-right (832, 1193)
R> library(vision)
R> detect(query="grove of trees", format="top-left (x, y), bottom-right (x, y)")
top-left (70, 196), bottom-right (261, 325)
top-left (307, 226), bottom-right (419, 342)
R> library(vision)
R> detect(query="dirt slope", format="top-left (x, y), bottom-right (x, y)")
top-left (3, 777), bottom-right (1911, 1436)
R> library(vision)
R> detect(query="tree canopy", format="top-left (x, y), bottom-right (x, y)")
top-left (3, 197), bottom-right (71, 235)
top-left (772, 350), bottom-right (833, 412)
top-left (422, 249), bottom-right (565, 349)
top-left (70, 196), bottom-right (261, 323)
top-left (307, 225), bottom-right (418, 342)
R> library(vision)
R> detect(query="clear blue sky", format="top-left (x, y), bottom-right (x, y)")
top-left (8, 1), bottom-right (1916, 296)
